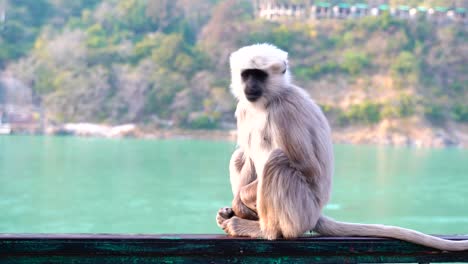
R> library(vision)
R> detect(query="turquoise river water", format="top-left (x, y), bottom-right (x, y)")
top-left (0, 135), bottom-right (467, 235)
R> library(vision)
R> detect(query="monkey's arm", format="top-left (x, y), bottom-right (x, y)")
top-left (229, 148), bottom-right (258, 220)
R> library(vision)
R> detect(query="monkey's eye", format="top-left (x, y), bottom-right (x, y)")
top-left (241, 69), bottom-right (268, 82)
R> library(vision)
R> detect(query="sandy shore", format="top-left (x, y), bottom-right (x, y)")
top-left (39, 121), bottom-right (468, 148)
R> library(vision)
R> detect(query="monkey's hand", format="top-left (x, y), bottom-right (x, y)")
top-left (216, 207), bottom-right (234, 228)
top-left (232, 195), bottom-right (258, 220)
top-left (216, 188), bottom-right (257, 231)
top-left (216, 197), bottom-right (257, 229)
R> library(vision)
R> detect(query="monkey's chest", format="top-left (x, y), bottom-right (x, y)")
top-left (237, 110), bottom-right (274, 177)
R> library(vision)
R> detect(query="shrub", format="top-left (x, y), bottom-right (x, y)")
top-left (188, 115), bottom-right (218, 130)
top-left (452, 104), bottom-right (468, 123)
top-left (294, 63), bottom-right (339, 80)
top-left (381, 104), bottom-right (398, 119)
top-left (381, 95), bottom-right (415, 119)
top-left (86, 24), bottom-right (108, 48)
top-left (391, 51), bottom-right (417, 75)
top-left (449, 81), bottom-right (465, 93)
top-left (397, 94), bottom-right (415, 117)
top-left (353, 101), bottom-right (381, 123)
top-left (342, 51), bottom-right (370, 75)
top-left (339, 101), bottom-right (382, 125)
top-left (424, 105), bottom-right (445, 125)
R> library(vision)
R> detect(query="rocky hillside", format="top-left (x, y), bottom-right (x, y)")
top-left (0, 0), bottom-right (467, 147)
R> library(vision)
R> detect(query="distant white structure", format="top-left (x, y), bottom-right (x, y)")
top-left (257, 1), bottom-right (306, 20)
top-left (311, 2), bottom-right (332, 19)
top-left (333, 3), bottom-right (351, 19)
top-left (350, 3), bottom-right (369, 18)
top-left (255, 1), bottom-right (467, 24)
top-left (391, 5), bottom-right (411, 19)
top-left (60, 123), bottom-right (137, 138)
top-left (0, 124), bottom-right (11, 135)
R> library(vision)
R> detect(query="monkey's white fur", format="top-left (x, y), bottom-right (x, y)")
top-left (217, 43), bottom-right (468, 251)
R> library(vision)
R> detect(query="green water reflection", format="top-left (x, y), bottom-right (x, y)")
top-left (0, 136), bottom-right (467, 234)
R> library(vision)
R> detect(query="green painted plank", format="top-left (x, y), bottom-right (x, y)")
top-left (1, 234), bottom-right (468, 263)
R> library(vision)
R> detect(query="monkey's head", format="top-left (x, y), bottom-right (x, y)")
top-left (229, 44), bottom-right (291, 103)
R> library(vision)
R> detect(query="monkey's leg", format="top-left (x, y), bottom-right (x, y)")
top-left (229, 148), bottom-right (246, 196)
top-left (229, 148), bottom-right (258, 220)
top-left (257, 149), bottom-right (320, 240)
top-left (220, 149), bottom-right (321, 239)
top-left (239, 179), bottom-right (258, 212)
top-left (216, 148), bottom-right (257, 227)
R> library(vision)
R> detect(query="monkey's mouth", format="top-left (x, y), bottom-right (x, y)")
top-left (245, 91), bottom-right (262, 102)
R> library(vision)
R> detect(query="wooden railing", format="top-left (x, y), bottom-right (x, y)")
top-left (1, 234), bottom-right (468, 263)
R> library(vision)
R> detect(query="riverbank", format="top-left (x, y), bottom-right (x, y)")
top-left (332, 118), bottom-right (468, 148)
top-left (18, 121), bottom-right (462, 148)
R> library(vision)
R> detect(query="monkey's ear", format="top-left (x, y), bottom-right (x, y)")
top-left (269, 61), bottom-right (287, 75)
top-left (281, 61), bottom-right (287, 74)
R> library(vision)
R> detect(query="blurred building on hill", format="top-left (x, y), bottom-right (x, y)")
top-left (254, 0), bottom-right (466, 24)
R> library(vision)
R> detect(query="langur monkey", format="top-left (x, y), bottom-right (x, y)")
top-left (216, 43), bottom-right (468, 251)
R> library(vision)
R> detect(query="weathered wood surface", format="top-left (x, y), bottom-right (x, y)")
top-left (1, 234), bottom-right (468, 263)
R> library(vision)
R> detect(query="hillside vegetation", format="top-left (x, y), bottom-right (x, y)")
top-left (0, 0), bottom-right (467, 146)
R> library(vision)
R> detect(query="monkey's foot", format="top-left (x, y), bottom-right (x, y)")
top-left (216, 207), bottom-right (234, 228)
top-left (220, 216), bottom-right (262, 238)
top-left (219, 215), bottom-right (241, 236)
top-left (217, 207), bottom-right (262, 238)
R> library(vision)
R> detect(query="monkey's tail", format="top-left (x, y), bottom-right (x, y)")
top-left (313, 215), bottom-right (468, 251)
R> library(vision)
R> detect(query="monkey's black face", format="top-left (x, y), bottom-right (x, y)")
top-left (241, 69), bottom-right (268, 102)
